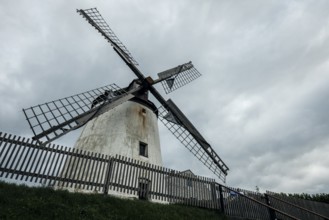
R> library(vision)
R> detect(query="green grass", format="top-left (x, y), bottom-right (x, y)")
top-left (0, 181), bottom-right (226, 220)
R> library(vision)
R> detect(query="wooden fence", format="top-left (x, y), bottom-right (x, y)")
top-left (1, 132), bottom-right (328, 220)
top-left (266, 191), bottom-right (329, 220)
top-left (0, 132), bottom-right (219, 208)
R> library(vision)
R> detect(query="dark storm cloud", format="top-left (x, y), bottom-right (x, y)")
top-left (1, 0), bottom-right (329, 193)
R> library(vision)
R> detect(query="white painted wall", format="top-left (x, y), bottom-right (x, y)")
top-left (74, 100), bottom-right (162, 166)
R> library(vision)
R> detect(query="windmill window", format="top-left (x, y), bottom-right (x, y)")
top-left (139, 142), bottom-right (148, 157)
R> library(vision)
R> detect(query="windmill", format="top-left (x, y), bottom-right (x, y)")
top-left (22, 8), bottom-right (229, 182)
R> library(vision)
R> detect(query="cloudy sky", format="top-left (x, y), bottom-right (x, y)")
top-left (1, 0), bottom-right (329, 194)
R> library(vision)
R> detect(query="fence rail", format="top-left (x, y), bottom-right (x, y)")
top-left (1, 132), bottom-right (329, 220)
top-left (266, 191), bottom-right (329, 220)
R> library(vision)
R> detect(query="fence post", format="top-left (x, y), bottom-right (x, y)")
top-left (218, 184), bottom-right (225, 213)
top-left (103, 157), bottom-right (114, 195)
top-left (265, 194), bottom-right (277, 220)
top-left (210, 182), bottom-right (216, 209)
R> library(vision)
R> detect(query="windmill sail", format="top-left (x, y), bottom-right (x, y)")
top-left (23, 84), bottom-right (129, 144)
top-left (77, 8), bottom-right (138, 66)
top-left (157, 61), bottom-right (202, 94)
top-left (158, 99), bottom-right (229, 182)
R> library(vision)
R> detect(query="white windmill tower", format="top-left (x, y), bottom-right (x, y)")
top-left (73, 79), bottom-right (163, 166)
top-left (23, 8), bottom-right (229, 196)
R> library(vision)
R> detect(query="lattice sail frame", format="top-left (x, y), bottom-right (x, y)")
top-left (23, 84), bottom-right (125, 143)
top-left (77, 8), bottom-right (138, 66)
top-left (157, 62), bottom-right (202, 94)
top-left (158, 105), bottom-right (228, 182)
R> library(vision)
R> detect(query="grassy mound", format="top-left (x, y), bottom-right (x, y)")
top-left (0, 181), bottom-right (226, 220)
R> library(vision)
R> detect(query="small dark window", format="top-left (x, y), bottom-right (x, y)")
top-left (139, 142), bottom-right (148, 157)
